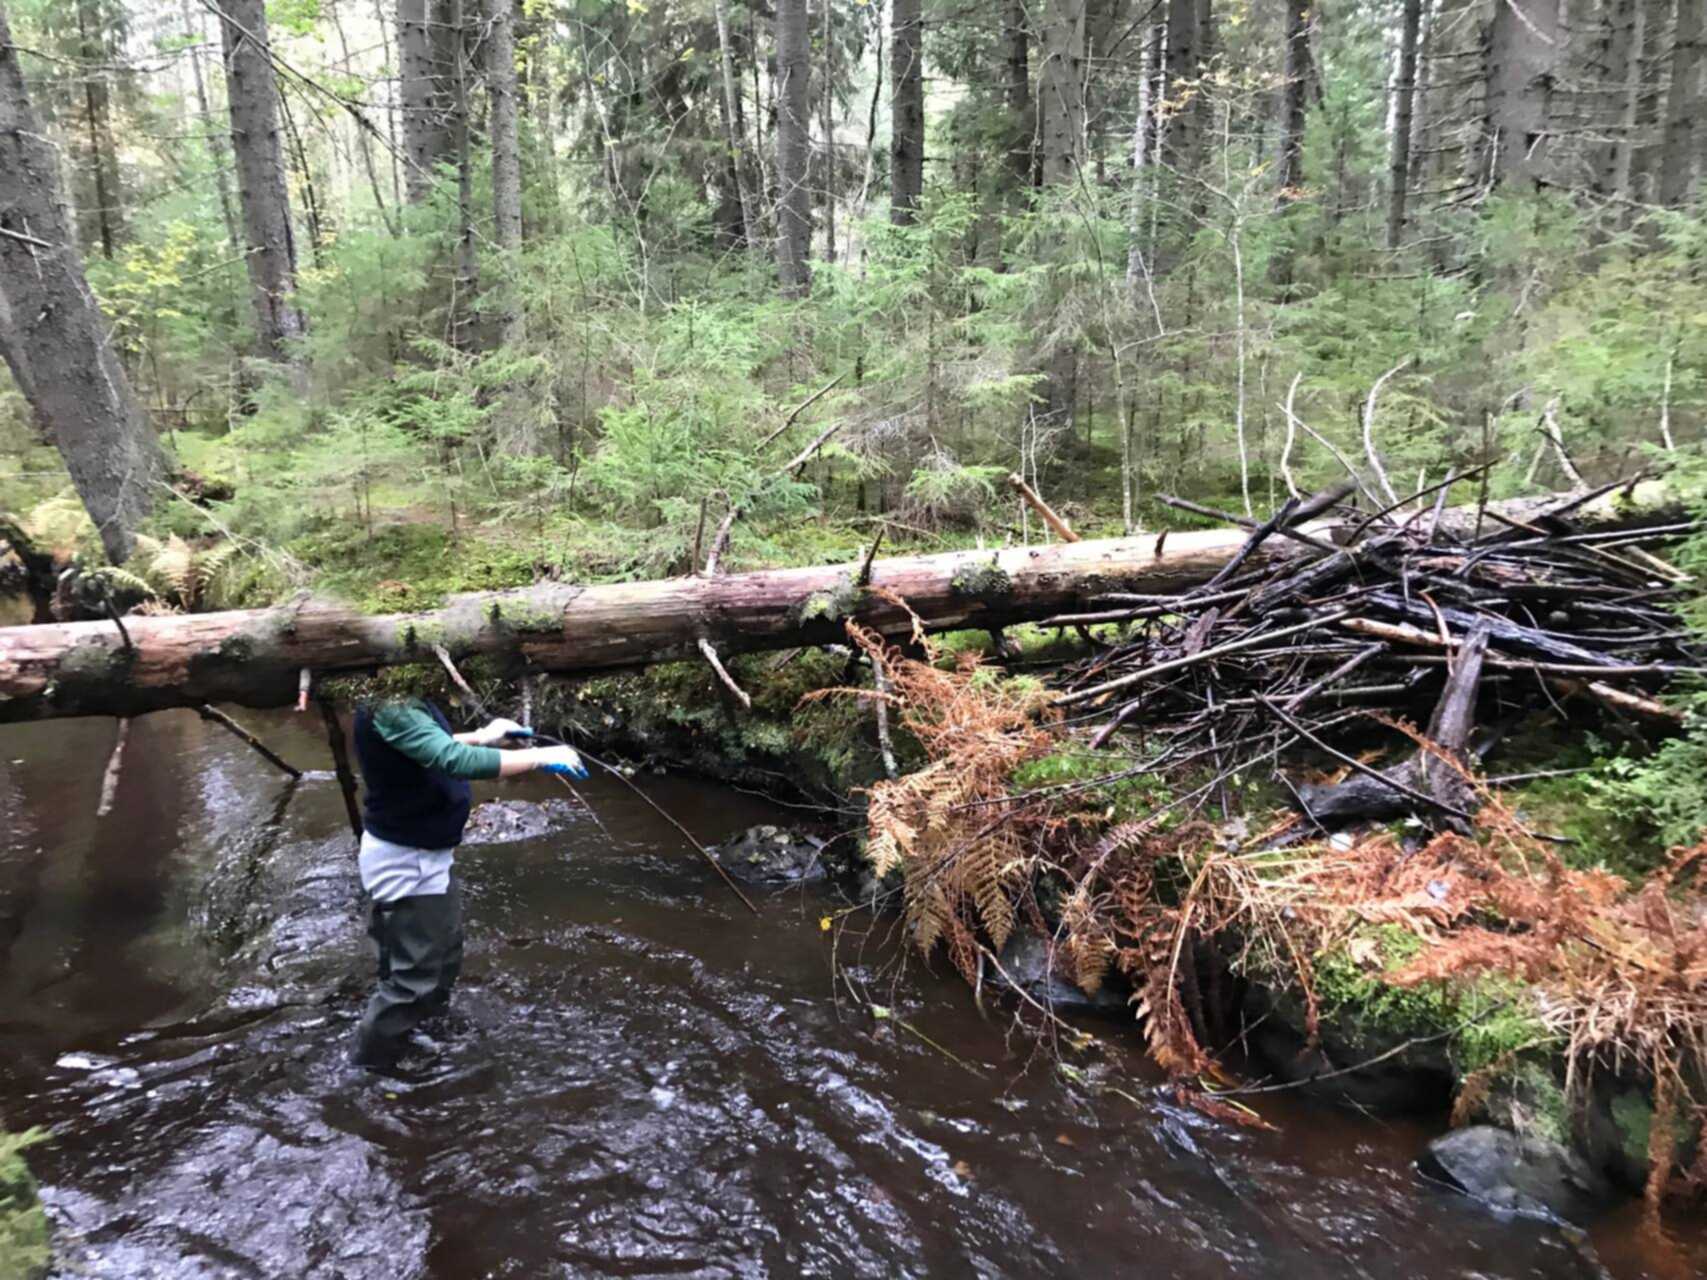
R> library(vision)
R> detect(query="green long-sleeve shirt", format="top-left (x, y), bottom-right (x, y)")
top-left (370, 700), bottom-right (503, 780)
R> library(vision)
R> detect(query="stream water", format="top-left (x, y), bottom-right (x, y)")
top-left (0, 709), bottom-right (1701, 1278)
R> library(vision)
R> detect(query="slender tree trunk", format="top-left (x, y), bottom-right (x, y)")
top-left (276, 87), bottom-right (323, 270)
top-left (487, 0), bottom-right (524, 342)
top-left (74, 0), bottom-right (122, 259)
top-left (217, 0), bottom-right (307, 366)
top-left (820, 0), bottom-right (836, 259)
top-left (775, 0), bottom-right (813, 296)
top-left (1387, 0), bottom-right (1423, 248)
top-left (523, 10), bottom-right (561, 237)
top-left (1658, 0), bottom-right (1699, 206)
top-left (1039, 0), bottom-right (1087, 187)
top-left (448, 0), bottom-right (479, 345)
top-left (376, 0), bottom-right (404, 209)
top-left (330, 0), bottom-right (396, 234)
top-left (1126, 21), bottom-right (1160, 291)
top-left (0, 3), bottom-right (166, 563)
top-left (182, 0), bottom-right (239, 250)
top-left (890, 0), bottom-right (925, 224)
top-left (713, 0), bottom-right (758, 247)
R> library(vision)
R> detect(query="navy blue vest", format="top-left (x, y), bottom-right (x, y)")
top-left (352, 699), bottom-right (474, 849)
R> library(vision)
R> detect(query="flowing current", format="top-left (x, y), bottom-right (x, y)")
top-left (0, 709), bottom-right (1697, 1278)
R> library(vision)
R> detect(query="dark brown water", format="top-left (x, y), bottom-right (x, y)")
top-left (0, 709), bottom-right (1700, 1278)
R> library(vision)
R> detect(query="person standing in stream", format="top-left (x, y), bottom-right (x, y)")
top-left (349, 696), bottom-right (586, 1069)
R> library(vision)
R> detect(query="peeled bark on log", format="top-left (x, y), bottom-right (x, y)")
top-left (0, 484), bottom-right (1678, 724)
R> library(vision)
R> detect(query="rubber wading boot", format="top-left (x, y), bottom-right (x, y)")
top-left (352, 876), bottom-right (465, 1068)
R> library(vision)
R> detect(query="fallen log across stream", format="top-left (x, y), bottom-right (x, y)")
top-left (0, 481), bottom-right (1684, 724)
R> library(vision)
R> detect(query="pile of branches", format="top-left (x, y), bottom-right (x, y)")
top-left (837, 477), bottom-right (1707, 1213)
top-left (1046, 478), bottom-right (1702, 828)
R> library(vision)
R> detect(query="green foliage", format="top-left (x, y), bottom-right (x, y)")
top-left (1011, 747), bottom-right (1176, 824)
top-left (0, 1128), bottom-right (48, 1280)
top-left (1583, 694), bottom-right (1707, 853)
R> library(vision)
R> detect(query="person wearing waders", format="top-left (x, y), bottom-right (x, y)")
top-left (349, 697), bottom-right (586, 1069)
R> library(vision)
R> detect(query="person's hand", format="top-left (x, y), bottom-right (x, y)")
top-left (469, 717), bottom-right (530, 746)
top-left (534, 745), bottom-right (588, 778)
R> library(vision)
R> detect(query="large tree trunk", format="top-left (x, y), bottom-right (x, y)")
top-left (775, 0), bottom-right (813, 296)
top-left (1387, 0), bottom-right (1423, 249)
top-left (1658, 0), bottom-right (1701, 207)
top-left (0, 485), bottom-right (1677, 725)
top-left (217, 0), bottom-right (307, 365)
top-left (1162, 0), bottom-right (1204, 179)
top-left (1484, 0), bottom-right (1563, 192)
top-left (398, 0), bottom-right (452, 202)
top-left (890, 0), bottom-right (925, 225)
top-left (486, 0), bottom-right (523, 343)
top-left (0, 4), bottom-right (167, 565)
top-left (1038, 0), bottom-right (1086, 187)
top-left (1005, 0), bottom-right (1034, 196)
top-left (1276, 0), bottom-right (1312, 199)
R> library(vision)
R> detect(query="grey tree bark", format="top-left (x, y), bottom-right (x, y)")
top-left (1658, 0), bottom-right (1701, 206)
top-left (486, 0), bottom-right (524, 343)
top-left (1387, 0), bottom-right (1423, 248)
top-left (775, 0), bottom-right (813, 296)
top-left (890, 0), bottom-right (925, 224)
top-left (1625, 0), bottom-right (1670, 203)
top-left (217, 0), bottom-right (307, 365)
top-left (0, 3), bottom-right (166, 563)
top-left (398, 0), bottom-right (453, 203)
top-left (1039, 0), bottom-right (1087, 187)
top-left (1483, 0), bottom-right (1563, 191)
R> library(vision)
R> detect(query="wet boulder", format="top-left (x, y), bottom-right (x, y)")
top-left (1421, 1125), bottom-right (1612, 1224)
top-left (992, 931), bottom-right (1128, 1015)
top-left (1242, 985), bottom-right (1455, 1115)
top-left (461, 798), bottom-right (581, 846)
top-left (711, 825), bottom-right (828, 885)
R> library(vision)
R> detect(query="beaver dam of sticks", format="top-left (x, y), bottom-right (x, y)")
top-left (839, 480), bottom-right (1707, 1213)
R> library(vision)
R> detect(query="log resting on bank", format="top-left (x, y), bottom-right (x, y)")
top-left (0, 483), bottom-right (1678, 723)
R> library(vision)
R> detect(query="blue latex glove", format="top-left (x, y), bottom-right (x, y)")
top-left (536, 745), bottom-right (588, 779)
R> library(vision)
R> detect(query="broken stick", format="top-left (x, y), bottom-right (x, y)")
top-left (96, 718), bottom-right (130, 818)
top-left (196, 704), bottom-right (303, 779)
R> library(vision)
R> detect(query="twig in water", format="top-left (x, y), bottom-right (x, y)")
top-left (97, 719), bottom-right (131, 818)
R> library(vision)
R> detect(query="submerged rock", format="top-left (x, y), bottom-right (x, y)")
top-left (711, 824), bottom-right (828, 885)
top-left (1421, 1125), bottom-right (1612, 1224)
top-left (461, 798), bottom-right (581, 846)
